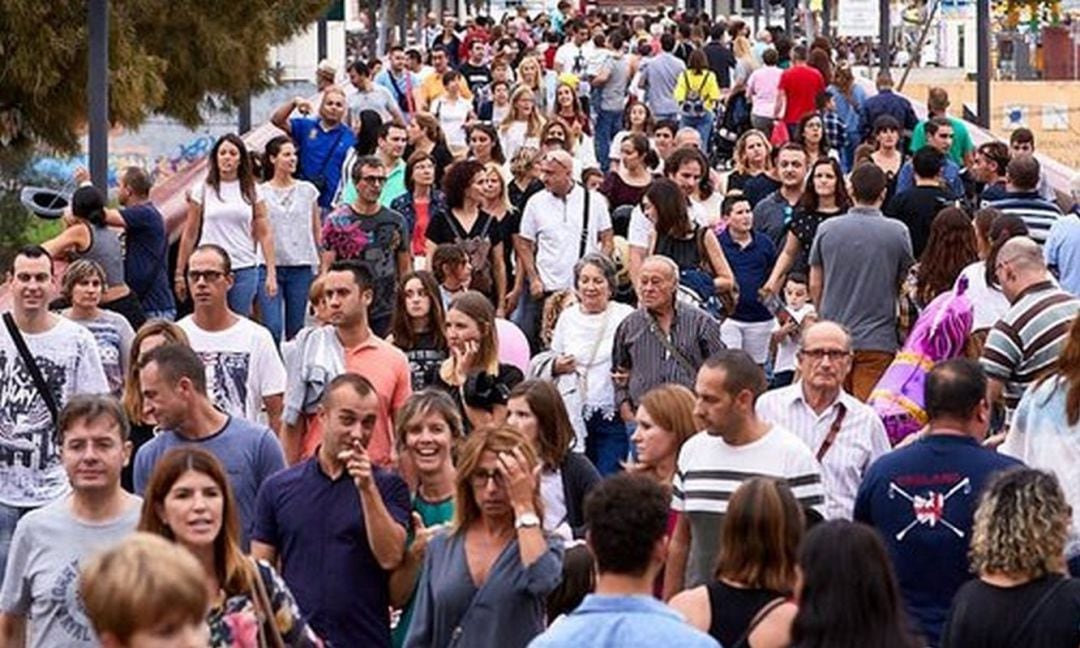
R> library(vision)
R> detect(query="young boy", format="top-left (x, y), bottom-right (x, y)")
top-left (770, 272), bottom-right (817, 387)
top-left (80, 533), bottom-right (209, 648)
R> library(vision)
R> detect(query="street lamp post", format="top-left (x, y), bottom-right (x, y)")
top-left (976, 0), bottom-right (991, 128)
top-left (88, 0), bottom-right (108, 193)
top-left (878, 0), bottom-right (890, 74)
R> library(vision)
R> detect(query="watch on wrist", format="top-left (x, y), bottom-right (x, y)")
top-left (514, 512), bottom-right (541, 530)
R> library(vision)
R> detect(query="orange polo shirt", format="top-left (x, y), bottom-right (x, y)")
top-left (302, 335), bottom-right (413, 466)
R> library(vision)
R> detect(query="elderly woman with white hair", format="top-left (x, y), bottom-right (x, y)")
top-left (542, 254), bottom-right (634, 476)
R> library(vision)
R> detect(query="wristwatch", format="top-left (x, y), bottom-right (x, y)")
top-left (514, 512), bottom-right (541, 530)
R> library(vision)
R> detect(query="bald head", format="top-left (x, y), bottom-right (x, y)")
top-left (676, 128), bottom-right (702, 150)
top-left (641, 255), bottom-right (679, 281)
top-left (800, 320), bottom-right (852, 351)
top-left (998, 237), bottom-right (1045, 273)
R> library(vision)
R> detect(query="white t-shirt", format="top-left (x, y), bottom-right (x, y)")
top-left (190, 180), bottom-right (264, 269)
top-left (63, 309), bottom-right (134, 398)
top-left (0, 317), bottom-right (108, 507)
top-left (550, 302), bottom-right (635, 413)
top-left (772, 303), bottom-right (816, 373)
top-left (177, 316), bottom-right (286, 424)
top-left (519, 185), bottom-right (613, 291)
top-left (627, 201), bottom-right (712, 249)
top-left (499, 122), bottom-right (540, 163)
top-left (954, 261), bottom-right (1011, 331)
top-left (431, 96), bottom-right (473, 149)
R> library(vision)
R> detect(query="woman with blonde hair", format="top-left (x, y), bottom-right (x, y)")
top-left (404, 425), bottom-right (563, 647)
top-left (731, 35), bottom-right (758, 90)
top-left (722, 129), bottom-right (773, 195)
top-left (499, 86), bottom-right (545, 161)
top-left (942, 469), bottom-right (1080, 646)
top-left (670, 478), bottom-right (804, 646)
top-left (627, 384), bottom-right (698, 489)
top-left (516, 55), bottom-right (549, 115)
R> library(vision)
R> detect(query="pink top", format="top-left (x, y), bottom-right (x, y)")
top-left (746, 66), bottom-right (784, 119)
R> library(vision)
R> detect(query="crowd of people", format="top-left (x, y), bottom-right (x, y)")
top-left (2, 2), bottom-right (1080, 647)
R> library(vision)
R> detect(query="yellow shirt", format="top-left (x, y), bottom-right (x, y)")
top-left (420, 74), bottom-right (473, 107)
top-left (673, 69), bottom-right (721, 112)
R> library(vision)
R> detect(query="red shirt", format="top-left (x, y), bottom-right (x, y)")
top-left (778, 64), bottom-right (825, 125)
top-left (412, 199), bottom-right (430, 256)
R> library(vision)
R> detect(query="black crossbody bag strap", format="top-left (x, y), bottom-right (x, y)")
top-left (579, 184), bottom-right (591, 258)
top-left (1008, 577), bottom-right (1070, 648)
top-left (3, 313), bottom-right (59, 425)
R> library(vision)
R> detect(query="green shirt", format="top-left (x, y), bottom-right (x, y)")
top-left (909, 115), bottom-right (974, 166)
top-left (391, 493), bottom-right (455, 648)
top-left (341, 159), bottom-right (407, 208)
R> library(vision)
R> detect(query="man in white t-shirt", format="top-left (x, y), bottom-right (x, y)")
top-left (664, 350), bottom-right (825, 597)
top-left (0, 246), bottom-right (109, 576)
top-left (177, 244), bottom-right (285, 436)
top-left (515, 149), bottom-right (613, 346)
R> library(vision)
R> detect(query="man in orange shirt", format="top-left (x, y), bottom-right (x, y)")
top-left (282, 260), bottom-right (412, 465)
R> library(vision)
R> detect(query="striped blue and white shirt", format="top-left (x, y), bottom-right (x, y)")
top-left (989, 191), bottom-right (1064, 244)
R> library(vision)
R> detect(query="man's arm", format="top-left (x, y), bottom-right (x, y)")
top-left (661, 512), bottom-right (691, 600)
top-left (283, 418), bottom-right (306, 466)
top-left (250, 540), bottom-right (278, 564)
top-left (513, 235), bottom-right (542, 296)
top-left (270, 97), bottom-right (305, 134)
top-left (360, 479), bottom-right (407, 570)
top-left (0, 613), bottom-right (26, 647)
top-left (809, 264), bottom-right (824, 306)
top-left (263, 394), bottom-right (284, 440)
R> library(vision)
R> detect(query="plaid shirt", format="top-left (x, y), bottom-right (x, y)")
top-left (820, 109), bottom-right (848, 153)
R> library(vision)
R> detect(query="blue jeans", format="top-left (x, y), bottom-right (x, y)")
top-left (681, 111), bottom-right (715, 148)
top-left (0, 502), bottom-right (33, 579)
top-left (144, 308), bottom-right (177, 322)
top-left (584, 410), bottom-right (628, 476)
top-left (257, 265), bottom-right (315, 344)
top-left (511, 290), bottom-right (544, 354)
top-left (228, 266), bottom-right (259, 317)
top-left (595, 109), bottom-right (623, 173)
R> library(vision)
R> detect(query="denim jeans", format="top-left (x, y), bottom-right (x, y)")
top-left (257, 265), bottom-right (315, 344)
top-left (595, 109), bottom-right (623, 173)
top-left (228, 266), bottom-right (259, 317)
top-left (511, 290), bottom-right (545, 354)
top-left (680, 111), bottom-right (715, 149)
top-left (144, 308), bottom-right (177, 322)
top-left (0, 502), bottom-right (33, 578)
top-left (584, 410), bottom-right (628, 477)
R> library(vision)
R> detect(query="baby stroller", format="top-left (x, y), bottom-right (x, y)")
top-left (710, 91), bottom-right (751, 169)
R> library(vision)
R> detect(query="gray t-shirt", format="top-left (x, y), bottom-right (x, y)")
top-left (809, 206), bottom-right (915, 351)
top-left (348, 86), bottom-right (400, 124)
top-left (0, 317), bottom-right (109, 508)
top-left (132, 416), bottom-right (286, 548)
top-left (0, 496), bottom-right (140, 648)
top-left (641, 52), bottom-right (686, 117)
top-left (599, 56), bottom-right (631, 113)
top-left (63, 309), bottom-right (134, 398)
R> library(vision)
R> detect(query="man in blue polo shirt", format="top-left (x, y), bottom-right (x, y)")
top-left (718, 193), bottom-right (777, 366)
top-left (854, 359), bottom-right (1022, 646)
top-left (270, 86), bottom-right (356, 213)
top-left (252, 373), bottom-right (409, 648)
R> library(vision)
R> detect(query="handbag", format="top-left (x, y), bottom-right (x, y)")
top-left (770, 120), bottom-right (790, 146)
top-left (247, 559), bottom-right (286, 648)
top-left (2, 313), bottom-right (59, 425)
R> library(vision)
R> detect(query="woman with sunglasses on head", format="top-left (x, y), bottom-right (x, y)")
top-left (403, 425), bottom-right (563, 648)
top-left (176, 133), bottom-right (276, 318)
top-left (389, 271), bottom-right (450, 391)
top-left (138, 448), bottom-right (322, 647)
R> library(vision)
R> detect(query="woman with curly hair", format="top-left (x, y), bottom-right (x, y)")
top-left (1003, 316), bottom-right (1080, 577)
top-left (941, 469), bottom-right (1080, 647)
top-left (914, 207), bottom-right (978, 308)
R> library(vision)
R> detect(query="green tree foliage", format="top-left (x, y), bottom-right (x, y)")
top-left (0, 0), bottom-right (330, 154)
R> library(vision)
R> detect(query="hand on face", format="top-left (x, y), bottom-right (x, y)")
top-left (496, 446), bottom-right (539, 513)
top-left (339, 439), bottom-right (374, 490)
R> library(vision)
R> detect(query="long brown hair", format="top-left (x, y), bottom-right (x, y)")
top-left (206, 133), bottom-right (257, 204)
top-left (1045, 316), bottom-right (1080, 425)
top-left (390, 270), bottom-right (448, 351)
top-left (123, 321), bottom-right (190, 423)
top-left (451, 425), bottom-right (543, 533)
top-left (645, 178), bottom-right (692, 239)
top-left (714, 477), bottom-right (804, 592)
top-left (447, 291), bottom-right (500, 374)
top-left (508, 380), bottom-right (576, 468)
top-left (917, 207), bottom-right (978, 305)
top-left (137, 448), bottom-right (253, 597)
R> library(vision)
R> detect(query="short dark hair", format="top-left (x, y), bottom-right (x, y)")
top-left (762, 48), bottom-right (779, 66)
top-left (977, 142), bottom-right (1010, 176)
top-left (10, 245), bottom-right (53, 275)
top-left (327, 259), bottom-right (374, 293)
top-left (191, 243), bottom-right (232, 275)
top-left (710, 24), bottom-right (725, 40)
top-left (1006, 155), bottom-right (1040, 191)
top-left (1010, 127), bottom-right (1034, 146)
top-left (703, 349), bottom-right (768, 401)
top-left (654, 119), bottom-right (679, 137)
top-left (349, 59), bottom-right (370, 77)
top-left (925, 358), bottom-right (987, 420)
top-left (121, 166), bottom-right (153, 197)
top-left (406, 48), bottom-right (422, 64)
top-left (350, 155), bottom-right (384, 183)
top-left (721, 193), bottom-right (751, 216)
top-left (849, 163), bottom-right (888, 204)
top-left (432, 243), bottom-right (468, 283)
top-left (912, 147), bottom-right (945, 179)
top-left (380, 121), bottom-right (406, 140)
top-left (791, 44), bottom-right (808, 61)
top-left (660, 33), bottom-right (676, 51)
top-left (584, 474), bottom-right (670, 577)
top-left (786, 271), bottom-right (808, 287)
top-left (139, 344), bottom-right (207, 395)
top-left (57, 395), bottom-right (130, 446)
top-left (925, 116), bottom-right (953, 137)
top-left (324, 373), bottom-right (376, 408)
top-left (429, 44), bottom-right (448, 57)
top-left (814, 91), bottom-right (832, 111)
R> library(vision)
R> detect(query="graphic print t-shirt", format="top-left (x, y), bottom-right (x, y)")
top-left (321, 205), bottom-right (408, 324)
top-left (0, 317), bottom-right (108, 507)
top-left (64, 310), bottom-right (134, 398)
top-left (0, 497), bottom-right (140, 648)
top-left (177, 316), bottom-right (286, 424)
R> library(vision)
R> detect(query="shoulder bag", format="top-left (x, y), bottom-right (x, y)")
top-left (2, 313), bottom-right (59, 425)
top-left (247, 558), bottom-right (286, 648)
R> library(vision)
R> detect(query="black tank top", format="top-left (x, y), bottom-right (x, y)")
top-left (654, 226), bottom-right (704, 271)
top-left (706, 581), bottom-right (783, 647)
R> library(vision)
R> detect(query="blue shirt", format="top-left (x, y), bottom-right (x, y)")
top-left (1045, 212), bottom-right (1080, 296)
top-left (132, 416), bottom-right (286, 548)
top-left (895, 157), bottom-right (966, 200)
top-left (528, 594), bottom-right (720, 648)
top-left (289, 117), bottom-right (356, 209)
top-left (253, 457), bottom-right (410, 648)
top-left (119, 202), bottom-right (174, 313)
top-left (859, 88), bottom-right (919, 141)
top-left (853, 434), bottom-right (1022, 645)
top-left (719, 229), bottom-right (777, 322)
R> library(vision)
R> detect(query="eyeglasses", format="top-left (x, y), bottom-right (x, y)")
top-left (469, 469), bottom-right (506, 489)
top-left (186, 270), bottom-right (226, 283)
top-left (359, 175), bottom-right (387, 185)
top-left (799, 348), bottom-right (852, 362)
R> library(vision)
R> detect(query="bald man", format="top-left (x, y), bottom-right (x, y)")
top-left (981, 236), bottom-right (1080, 422)
top-left (756, 321), bottom-right (890, 520)
top-left (612, 255), bottom-right (725, 424)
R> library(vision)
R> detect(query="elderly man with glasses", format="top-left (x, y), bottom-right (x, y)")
top-left (513, 149), bottom-right (613, 348)
top-left (756, 320), bottom-right (891, 520)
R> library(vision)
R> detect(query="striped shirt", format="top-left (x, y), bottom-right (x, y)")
top-left (988, 192), bottom-right (1063, 244)
top-left (980, 280), bottom-right (1080, 415)
top-left (671, 426), bottom-right (824, 588)
top-left (756, 384), bottom-right (892, 520)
